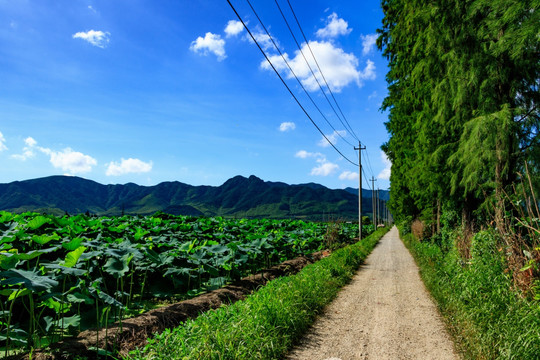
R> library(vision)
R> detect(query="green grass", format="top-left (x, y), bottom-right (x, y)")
top-left (127, 227), bottom-right (389, 360)
top-left (401, 228), bottom-right (540, 359)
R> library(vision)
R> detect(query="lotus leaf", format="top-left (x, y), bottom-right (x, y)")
top-left (0, 269), bottom-right (58, 292)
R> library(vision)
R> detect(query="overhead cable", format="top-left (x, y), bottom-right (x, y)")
top-left (245, 0), bottom-right (355, 149)
top-left (285, 0), bottom-right (361, 142)
top-left (226, 0), bottom-right (359, 167)
top-left (274, 0), bottom-right (354, 147)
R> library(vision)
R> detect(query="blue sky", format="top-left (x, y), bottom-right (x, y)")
top-left (0, 0), bottom-right (391, 191)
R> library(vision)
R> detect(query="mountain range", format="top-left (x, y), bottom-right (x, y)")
top-left (0, 175), bottom-right (389, 220)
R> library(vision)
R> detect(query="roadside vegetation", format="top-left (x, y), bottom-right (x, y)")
top-left (128, 227), bottom-right (388, 360)
top-left (401, 222), bottom-right (539, 359)
top-left (378, 0), bottom-right (539, 358)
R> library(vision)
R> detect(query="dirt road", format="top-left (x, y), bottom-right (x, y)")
top-left (286, 227), bottom-right (458, 360)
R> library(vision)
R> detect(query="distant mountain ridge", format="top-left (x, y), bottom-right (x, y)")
top-left (0, 175), bottom-right (386, 220)
top-left (344, 187), bottom-right (390, 201)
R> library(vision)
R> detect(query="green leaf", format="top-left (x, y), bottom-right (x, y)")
top-left (67, 292), bottom-right (94, 305)
top-left (203, 264), bottom-right (219, 277)
top-left (7, 288), bottom-right (31, 301)
top-left (133, 227), bottom-right (150, 241)
top-left (63, 246), bottom-right (86, 268)
top-left (0, 211), bottom-right (14, 223)
top-left (27, 215), bottom-right (51, 230)
top-left (0, 252), bottom-right (19, 270)
top-left (41, 297), bottom-right (63, 312)
top-left (0, 327), bottom-right (28, 347)
top-left (0, 269), bottom-right (58, 292)
top-left (17, 247), bottom-right (59, 260)
top-left (89, 288), bottom-right (122, 307)
top-left (62, 237), bottom-right (83, 251)
top-left (45, 263), bottom-right (87, 276)
top-left (32, 233), bottom-right (61, 245)
top-left (104, 257), bottom-right (129, 279)
top-left (163, 267), bottom-right (190, 277)
top-left (44, 314), bottom-right (81, 332)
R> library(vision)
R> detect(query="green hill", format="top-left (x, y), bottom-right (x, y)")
top-left (0, 175), bottom-right (379, 220)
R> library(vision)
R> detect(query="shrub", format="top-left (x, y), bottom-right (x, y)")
top-left (411, 219), bottom-right (425, 240)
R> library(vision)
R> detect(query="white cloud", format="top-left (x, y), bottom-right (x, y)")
top-left (339, 170), bottom-right (358, 181)
top-left (41, 147), bottom-right (97, 174)
top-left (190, 32), bottom-right (226, 61)
top-left (261, 41), bottom-right (375, 92)
top-left (250, 31), bottom-right (275, 51)
top-left (296, 149), bottom-right (338, 177)
top-left (378, 151), bottom-right (391, 180)
top-left (10, 136), bottom-right (37, 160)
top-left (25, 137), bottom-right (37, 147)
top-left (295, 150), bottom-right (310, 159)
top-left (10, 137), bottom-right (97, 173)
top-left (279, 122), bottom-right (296, 132)
top-left (311, 162), bottom-right (339, 176)
top-left (295, 150), bottom-right (323, 159)
top-left (0, 131), bottom-right (7, 152)
top-left (72, 30), bottom-right (110, 48)
top-left (318, 130), bottom-right (347, 147)
top-left (106, 158), bottom-right (153, 176)
top-left (225, 20), bottom-right (244, 37)
top-left (316, 13), bottom-right (352, 38)
top-left (88, 5), bottom-right (97, 13)
top-left (361, 59), bottom-right (376, 81)
top-left (360, 34), bottom-right (378, 55)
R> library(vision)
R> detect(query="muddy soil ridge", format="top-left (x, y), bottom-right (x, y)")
top-left (10, 250), bottom-right (330, 360)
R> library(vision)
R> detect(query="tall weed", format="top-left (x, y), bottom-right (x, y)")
top-left (496, 164), bottom-right (540, 296)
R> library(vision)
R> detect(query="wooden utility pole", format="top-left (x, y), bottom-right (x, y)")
top-left (382, 200), bottom-right (386, 226)
top-left (377, 188), bottom-right (380, 228)
top-left (370, 177), bottom-right (377, 227)
top-left (355, 142), bottom-right (366, 240)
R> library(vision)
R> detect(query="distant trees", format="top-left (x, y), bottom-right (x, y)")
top-left (377, 0), bottom-right (539, 228)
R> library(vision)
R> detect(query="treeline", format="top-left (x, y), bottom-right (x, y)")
top-left (376, 2), bottom-right (540, 356)
top-left (377, 0), bottom-right (539, 229)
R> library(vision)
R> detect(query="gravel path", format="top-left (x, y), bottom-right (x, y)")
top-left (285, 226), bottom-right (458, 360)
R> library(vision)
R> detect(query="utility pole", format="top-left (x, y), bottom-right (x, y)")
top-left (385, 201), bottom-right (388, 226)
top-left (382, 200), bottom-right (386, 226)
top-left (370, 177), bottom-right (377, 227)
top-left (377, 188), bottom-right (380, 228)
top-left (355, 142), bottom-right (366, 240)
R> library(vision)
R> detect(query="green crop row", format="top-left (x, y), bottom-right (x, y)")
top-left (129, 227), bottom-right (389, 360)
top-left (0, 211), bottom-right (370, 356)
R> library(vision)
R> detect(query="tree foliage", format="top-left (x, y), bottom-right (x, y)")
top-left (378, 0), bottom-right (539, 225)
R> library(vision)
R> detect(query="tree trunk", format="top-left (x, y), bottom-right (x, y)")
top-left (437, 198), bottom-right (441, 233)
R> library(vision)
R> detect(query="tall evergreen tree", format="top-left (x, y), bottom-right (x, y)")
top-left (378, 0), bottom-right (539, 227)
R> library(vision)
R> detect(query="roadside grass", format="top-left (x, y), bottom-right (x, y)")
top-left (401, 229), bottom-right (540, 359)
top-left (127, 227), bottom-right (389, 360)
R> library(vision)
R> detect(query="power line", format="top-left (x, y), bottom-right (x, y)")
top-left (362, 166), bottom-right (371, 190)
top-left (362, 150), bottom-right (375, 178)
top-left (244, 0), bottom-right (355, 149)
top-left (273, 0), bottom-right (354, 147)
top-left (285, 0), bottom-right (360, 142)
top-left (226, 0), bottom-right (358, 167)
top-left (364, 148), bottom-right (376, 177)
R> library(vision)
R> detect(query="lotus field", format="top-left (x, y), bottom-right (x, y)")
top-left (0, 211), bottom-right (369, 354)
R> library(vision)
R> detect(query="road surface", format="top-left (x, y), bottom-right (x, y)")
top-left (286, 226), bottom-right (458, 360)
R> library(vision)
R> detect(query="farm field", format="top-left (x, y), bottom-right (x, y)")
top-left (0, 211), bottom-right (371, 357)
